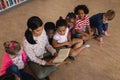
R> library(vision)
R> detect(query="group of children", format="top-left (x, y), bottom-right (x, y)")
top-left (0, 4), bottom-right (115, 80)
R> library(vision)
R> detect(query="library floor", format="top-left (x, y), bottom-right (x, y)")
top-left (0, 0), bottom-right (120, 80)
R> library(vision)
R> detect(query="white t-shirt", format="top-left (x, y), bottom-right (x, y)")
top-left (12, 55), bottom-right (24, 69)
top-left (53, 28), bottom-right (69, 43)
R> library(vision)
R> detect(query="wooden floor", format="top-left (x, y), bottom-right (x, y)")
top-left (0, 0), bottom-right (120, 80)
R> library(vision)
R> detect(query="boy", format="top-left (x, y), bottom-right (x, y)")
top-left (44, 22), bottom-right (56, 45)
top-left (90, 9), bottom-right (115, 44)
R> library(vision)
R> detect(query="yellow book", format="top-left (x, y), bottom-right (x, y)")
top-left (53, 48), bottom-right (70, 63)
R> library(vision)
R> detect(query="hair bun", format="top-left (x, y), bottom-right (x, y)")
top-left (59, 16), bottom-right (63, 20)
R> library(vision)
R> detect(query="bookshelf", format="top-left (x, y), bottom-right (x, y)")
top-left (0, 0), bottom-right (28, 13)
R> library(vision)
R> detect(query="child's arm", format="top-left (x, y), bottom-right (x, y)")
top-left (0, 54), bottom-right (13, 75)
top-left (75, 29), bottom-right (88, 36)
top-left (86, 25), bottom-right (92, 35)
top-left (52, 39), bottom-right (69, 48)
top-left (46, 41), bottom-right (58, 56)
top-left (103, 23), bottom-right (110, 36)
top-left (67, 33), bottom-right (72, 42)
top-left (67, 33), bottom-right (72, 47)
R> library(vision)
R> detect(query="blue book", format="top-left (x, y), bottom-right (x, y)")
top-left (8, 0), bottom-right (13, 6)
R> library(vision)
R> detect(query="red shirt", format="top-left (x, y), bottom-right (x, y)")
top-left (75, 15), bottom-right (90, 32)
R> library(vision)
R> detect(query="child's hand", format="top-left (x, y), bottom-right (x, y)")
top-left (46, 60), bottom-right (54, 65)
top-left (66, 42), bottom-right (72, 47)
top-left (104, 31), bottom-right (110, 36)
top-left (54, 52), bottom-right (58, 57)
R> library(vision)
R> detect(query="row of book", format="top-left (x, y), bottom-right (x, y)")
top-left (0, 0), bottom-right (27, 11)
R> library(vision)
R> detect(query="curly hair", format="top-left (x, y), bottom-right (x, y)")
top-left (74, 5), bottom-right (89, 15)
top-left (44, 22), bottom-right (56, 31)
top-left (3, 40), bottom-right (21, 55)
top-left (56, 17), bottom-right (68, 29)
top-left (66, 12), bottom-right (76, 20)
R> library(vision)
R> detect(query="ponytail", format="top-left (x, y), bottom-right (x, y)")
top-left (25, 16), bottom-right (43, 44)
top-left (25, 29), bottom-right (36, 44)
top-left (59, 16), bottom-right (63, 20)
top-left (56, 16), bottom-right (67, 29)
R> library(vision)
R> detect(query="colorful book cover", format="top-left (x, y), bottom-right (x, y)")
top-left (8, 0), bottom-right (13, 6)
top-left (2, 0), bottom-right (8, 8)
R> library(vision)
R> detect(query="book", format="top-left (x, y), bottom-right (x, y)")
top-left (53, 48), bottom-right (70, 63)
top-left (8, 0), bottom-right (14, 6)
top-left (0, 0), bottom-right (28, 13)
top-left (0, 0), bottom-right (3, 10)
top-left (2, 0), bottom-right (8, 8)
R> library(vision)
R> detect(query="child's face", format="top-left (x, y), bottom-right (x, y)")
top-left (57, 26), bottom-right (66, 35)
top-left (78, 10), bottom-right (85, 19)
top-left (32, 26), bottom-right (44, 37)
top-left (13, 47), bottom-right (22, 57)
top-left (103, 15), bottom-right (108, 23)
top-left (67, 18), bottom-right (75, 26)
top-left (16, 48), bottom-right (22, 55)
top-left (47, 30), bottom-right (55, 38)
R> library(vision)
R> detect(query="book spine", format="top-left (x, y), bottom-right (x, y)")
top-left (0, 0), bottom-right (3, 10)
top-left (2, 0), bottom-right (8, 8)
top-left (8, 0), bottom-right (13, 6)
top-left (0, 0), bottom-right (27, 12)
top-left (16, 0), bottom-right (20, 3)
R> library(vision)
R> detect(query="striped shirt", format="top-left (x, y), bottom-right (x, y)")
top-left (75, 15), bottom-right (90, 32)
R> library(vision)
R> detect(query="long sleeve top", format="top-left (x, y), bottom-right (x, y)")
top-left (23, 29), bottom-right (56, 65)
top-left (90, 13), bottom-right (108, 37)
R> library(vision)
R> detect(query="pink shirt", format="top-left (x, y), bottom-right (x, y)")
top-left (0, 50), bottom-right (26, 76)
top-left (75, 15), bottom-right (90, 32)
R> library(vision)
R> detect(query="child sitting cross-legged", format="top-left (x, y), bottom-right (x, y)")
top-left (52, 17), bottom-right (85, 61)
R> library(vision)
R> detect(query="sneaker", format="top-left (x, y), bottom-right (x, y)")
top-left (68, 56), bottom-right (75, 61)
top-left (84, 44), bottom-right (90, 48)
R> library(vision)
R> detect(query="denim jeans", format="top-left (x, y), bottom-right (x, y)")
top-left (7, 65), bottom-right (36, 80)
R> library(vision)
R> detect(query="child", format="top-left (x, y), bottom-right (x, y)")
top-left (52, 17), bottom-right (84, 60)
top-left (74, 5), bottom-right (92, 40)
top-left (65, 12), bottom-right (76, 36)
top-left (0, 41), bottom-right (36, 80)
top-left (23, 16), bottom-right (57, 80)
top-left (44, 22), bottom-right (56, 45)
top-left (90, 9), bottom-right (115, 44)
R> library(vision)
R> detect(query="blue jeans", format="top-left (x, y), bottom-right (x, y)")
top-left (7, 65), bottom-right (36, 80)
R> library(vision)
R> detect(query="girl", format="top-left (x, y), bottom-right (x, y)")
top-left (52, 17), bottom-right (84, 61)
top-left (74, 5), bottom-right (92, 40)
top-left (90, 9), bottom-right (115, 44)
top-left (23, 16), bottom-right (57, 80)
top-left (65, 12), bottom-right (76, 36)
top-left (0, 41), bottom-right (36, 80)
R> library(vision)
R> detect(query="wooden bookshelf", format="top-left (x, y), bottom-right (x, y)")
top-left (0, 0), bottom-right (28, 13)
